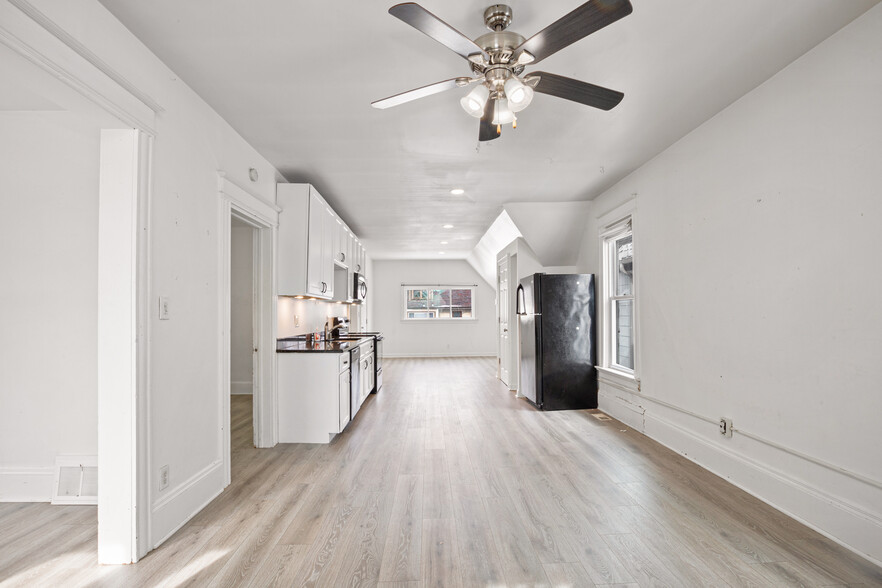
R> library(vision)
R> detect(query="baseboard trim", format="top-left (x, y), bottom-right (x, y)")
top-left (230, 381), bottom-right (253, 395)
top-left (384, 352), bottom-right (494, 358)
top-left (150, 459), bottom-right (224, 548)
top-left (598, 387), bottom-right (882, 566)
top-left (0, 467), bottom-right (54, 502)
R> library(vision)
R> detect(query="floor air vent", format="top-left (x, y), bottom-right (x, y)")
top-left (52, 456), bottom-right (97, 505)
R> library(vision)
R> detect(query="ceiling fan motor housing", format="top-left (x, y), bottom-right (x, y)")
top-left (483, 4), bottom-right (513, 31)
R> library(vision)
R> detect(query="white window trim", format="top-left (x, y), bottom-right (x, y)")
top-left (598, 202), bottom-right (640, 385)
top-left (401, 284), bottom-right (477, 321)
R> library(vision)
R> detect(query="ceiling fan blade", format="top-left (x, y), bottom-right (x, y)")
top-left (390, 3), bottom-right (489, 62)
top-left (516, 0), bottom-right (632, 65)
top-left (372, 78), bottom-right (463, 109)
top-left (532, 72), bottom-right (624, 110)
top-left (479, 98), bottom-right (500, 142)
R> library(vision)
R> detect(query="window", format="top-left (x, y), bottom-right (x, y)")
top-left (402, 285), bottom-right (475, 320)
top-left (602, 219), bottom-right (635, 373)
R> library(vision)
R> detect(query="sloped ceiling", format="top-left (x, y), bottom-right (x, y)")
top-left (97, 0), bottom-right (879, 260)
top-left (465, 210), bottom-right (522, 288)
top-left (504, 201), bottom-right (592, 266)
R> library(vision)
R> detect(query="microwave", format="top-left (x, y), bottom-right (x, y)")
top-left (353, 272), bottom-right (367, 302)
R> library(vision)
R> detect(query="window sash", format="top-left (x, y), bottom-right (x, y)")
top-left (402, 285), bottom-right (475, 320)
top-left (603, 223), bottom-right (635, 374)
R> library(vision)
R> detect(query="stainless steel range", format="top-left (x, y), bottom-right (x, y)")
top-left (330, 317), bottom-right (383, 393)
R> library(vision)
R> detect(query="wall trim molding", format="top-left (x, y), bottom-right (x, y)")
top-left (218, 173), bottom-right (281, 224)
top-left (599, 385), bottom-right (882, 564)
top-left (0, 0), bottom-right (158, 133)
top-left (150, 459), bottom-right (224, 548)
top-left (602, 384), bottom-right (882, 490)
top-left (231, 381), bottom-right (253, 395)
top-left (8, 0), bottom-right (163, 113)
top-left (0, 466), bottom-right (54, 502)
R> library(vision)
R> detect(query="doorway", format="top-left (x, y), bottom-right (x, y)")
top-left (220, 193), bottom-right (276, 489)
top-left (230, 216), bottom-right (257, 464)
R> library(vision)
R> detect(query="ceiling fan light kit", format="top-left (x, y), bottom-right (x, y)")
top-left (372, 0), bottom-right (633, 141)
top-left (460, 84), bottom-right (490, 117)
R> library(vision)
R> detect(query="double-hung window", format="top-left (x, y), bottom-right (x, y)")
top-left (402, 285), bottom-right (476, 320)
top-left (602, 219), bottom-right (635, 373)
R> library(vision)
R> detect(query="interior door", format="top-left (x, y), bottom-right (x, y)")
top-left (497, 257), bottom-right (510, 386)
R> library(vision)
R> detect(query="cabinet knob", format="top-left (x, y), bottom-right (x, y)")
top-left (341, 253), bottom-right (345, 262)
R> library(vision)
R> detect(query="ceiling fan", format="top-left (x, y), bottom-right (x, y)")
top-left (371, 0), bottom-right (633, 141)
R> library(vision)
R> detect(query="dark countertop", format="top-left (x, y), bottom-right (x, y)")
top-left (276, 336), bottom-right (374, 353)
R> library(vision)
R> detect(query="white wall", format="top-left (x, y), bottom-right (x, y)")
top-left (0, 110), bottom-right (102, 500)
top-left (230, 224), bottom-right (253, 394)
top-left (579, 4), bottom-right (882, 562)
top-left (15, 0), bottom-right (285, 547)
top-left (373, 260), bottom-right (495, 357)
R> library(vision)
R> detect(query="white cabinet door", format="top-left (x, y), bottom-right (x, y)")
top-left (321, 205), bottom-right (336, 298)
top-left (334, 219), bottom-right (345, 266)
top-left (345, 229), bottom-right (354, 271)
top-left (338, 369), bottom-right (350, 433)
top-left (352, 240), bottom-right (364, 274)
top-left (306, 191), bottom-right (325, 296)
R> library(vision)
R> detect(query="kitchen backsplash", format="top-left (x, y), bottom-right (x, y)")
top-left (277, 296), bottom-right (350, 339)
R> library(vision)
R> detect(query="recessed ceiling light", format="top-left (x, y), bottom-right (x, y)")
top-left (443, 224), bottom-right (454, 229)
top-left (450, 188), bottom-right (465, 195)
top-left (440, 241), bottom-right (448, 245)
top-left (438, 251), bottom-right (446, 255)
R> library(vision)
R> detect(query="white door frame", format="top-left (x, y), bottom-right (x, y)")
top-left (97, 129), bottom-right (153, 563)
top-left (217, 176), bottom-right (279, 488)
top-left (497, 256), bottom-right (510, 386)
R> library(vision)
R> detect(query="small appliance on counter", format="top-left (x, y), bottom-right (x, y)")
top-left (516, 273), bottom-right (597, 410)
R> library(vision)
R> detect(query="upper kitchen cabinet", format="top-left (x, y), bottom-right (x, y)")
top-left (278, 184), bottom-right (337, 298)
top-left (355, 241), bottom-right (366, 275)
top-left (335, 219), bottom-right (352, 269)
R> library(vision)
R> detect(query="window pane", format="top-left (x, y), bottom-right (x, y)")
top-left (451, 289), bottom-right (472, 318)
top-left (428, 289), bottom-right (449, 317)
top-left (615, 299), bottom-right (634, 369)
top-left (407, 311), bottom-right (435, 319)
top-left (615, 235), bottom-right (633, 296)
top-left (406, 289), bottom-right (427, 309)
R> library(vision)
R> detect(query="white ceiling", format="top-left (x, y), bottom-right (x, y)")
top-left (97, 0), bottom-right (878, 260)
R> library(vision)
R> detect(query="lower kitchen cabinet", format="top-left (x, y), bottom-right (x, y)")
top-left (278, 351), bottom-right (350, 443)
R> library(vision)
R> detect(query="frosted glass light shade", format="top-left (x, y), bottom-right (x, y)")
top-left (504, 77), bottom-right (534, 112)
top-left (492, 99), bottom-right (515, 125)
top-left (460, 85), bottom-right (490, 117)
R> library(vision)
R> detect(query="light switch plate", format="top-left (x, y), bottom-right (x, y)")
top-left (159, 296), bottom-right (170, 320)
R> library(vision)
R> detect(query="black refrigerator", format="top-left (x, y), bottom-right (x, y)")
top-left (517, 273), bottom-right (597, 410)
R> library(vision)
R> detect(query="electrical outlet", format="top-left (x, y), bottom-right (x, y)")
top-left (159, 296), bottom-right (170, 320)
top-left (159, 465), bottom-right (170, 490)
top-left (719, 417), bottom-right (733, 438)
top-left (294, 315), bottom-right (300, 327)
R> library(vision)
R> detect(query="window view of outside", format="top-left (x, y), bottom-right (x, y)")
top-left (615, 235), bottom-right (634, 369)
top-left (405, 287), bottom-right (474, 319)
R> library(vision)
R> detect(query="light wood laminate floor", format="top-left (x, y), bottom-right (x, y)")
top-left (1, 357), bottom-right (880, 587)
